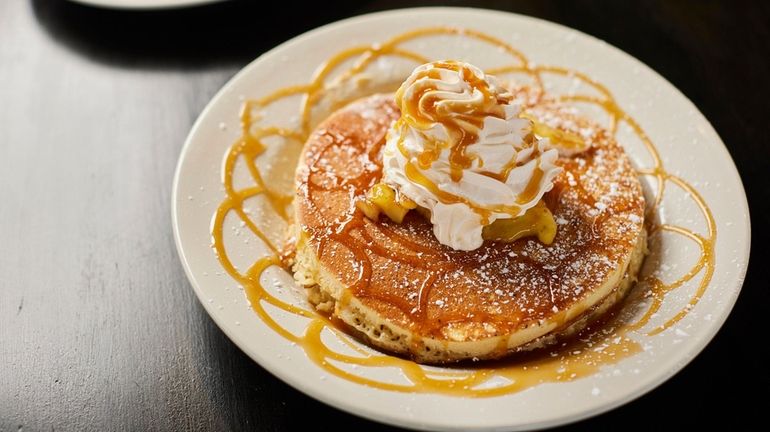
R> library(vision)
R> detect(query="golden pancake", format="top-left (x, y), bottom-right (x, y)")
top-left (291, 92), bottom-right (646, 364)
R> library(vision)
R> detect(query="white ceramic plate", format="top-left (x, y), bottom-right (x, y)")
top-left (173, 8), bottom-right (750, 431)
top-left (69, 0), bottom-right (227, 10)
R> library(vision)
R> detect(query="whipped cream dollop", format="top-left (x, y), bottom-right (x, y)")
top-left (382, 61), bottom-right (562, 251)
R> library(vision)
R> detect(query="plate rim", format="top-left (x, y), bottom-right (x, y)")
top-left (172, 7), bottom-right (752, 431)
top-left (68, 0), bottom-right (229, 10)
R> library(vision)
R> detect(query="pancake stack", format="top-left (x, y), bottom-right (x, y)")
top-left (291, 93), bottom-right (646, 364)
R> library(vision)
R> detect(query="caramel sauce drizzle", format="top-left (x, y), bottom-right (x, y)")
top-left (211, 27), bottom-right (716, 397)
top-left (393, 60), bottom-right (550, 222)
top-left (396, 61), bottom-right (505, 181)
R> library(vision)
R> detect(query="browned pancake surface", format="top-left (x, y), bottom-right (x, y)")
top-left (294, 93), bottom-right (645, 341)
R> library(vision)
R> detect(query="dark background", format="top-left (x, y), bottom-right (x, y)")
top-left (1, 0), bottom-right (766, 430)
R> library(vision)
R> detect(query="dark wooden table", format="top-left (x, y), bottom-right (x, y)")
top-left (1, 1), bottom-right (766, 430)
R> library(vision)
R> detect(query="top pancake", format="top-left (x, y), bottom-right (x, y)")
top-left (293, 92), bottom-right (645, 353)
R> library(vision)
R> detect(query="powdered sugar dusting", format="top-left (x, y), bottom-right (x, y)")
top-left (297, 87), bottom-right (646, 338)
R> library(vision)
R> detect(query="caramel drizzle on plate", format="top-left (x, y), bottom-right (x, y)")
top-left (210, 27), bottom-right (716, 397)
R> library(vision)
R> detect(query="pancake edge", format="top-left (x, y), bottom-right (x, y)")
top-left (291, 225), bottom-right (647, 364)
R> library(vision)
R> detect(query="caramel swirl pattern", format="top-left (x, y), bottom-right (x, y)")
top-left (211, 27), bottom-right (716, 396)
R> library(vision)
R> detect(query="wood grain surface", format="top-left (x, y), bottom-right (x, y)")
top-left (1, 1), bottom-right (766, 430)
